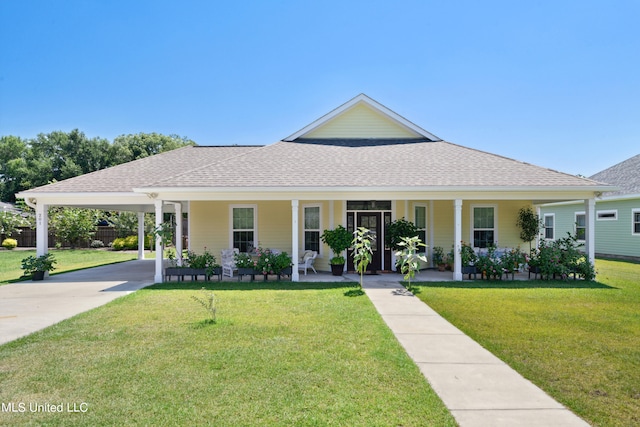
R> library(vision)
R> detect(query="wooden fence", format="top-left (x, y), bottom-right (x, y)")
top-left (12, 226), bottom-right (119, 248)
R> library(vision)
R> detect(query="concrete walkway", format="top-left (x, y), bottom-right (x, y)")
top-left (355, 274), bottom-right (590, 427)
top-left (0, 260), bottom-right (156, 345)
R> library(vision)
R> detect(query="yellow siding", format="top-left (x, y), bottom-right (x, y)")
top-left (189, 201), bottom-right (293, 258)
top-left (304, 103), bottom-right (420, 139)
top-left (188, 199), bottom-right (537, 271)
top-left (189, 201), bottom-right (229, 256)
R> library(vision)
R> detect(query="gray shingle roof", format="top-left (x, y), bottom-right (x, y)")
top-left (148, 140), bottom-right (602, 189)
top-left (20, 145), bottom-right (263, 193)
top-left (589, 154), bottom-right (640, 196)
top-left (21, 140), bottom-right (609, 195)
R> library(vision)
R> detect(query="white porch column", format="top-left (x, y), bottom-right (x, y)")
top-left (137, 212), bottom-right (145, 260)
top-left (453, 199), bottom-right (463, 281)
top-left (585, 198), bottom-right (596, 264)
top-left (154, 199), bottom-right (164, 283)
top-left (35, 201), bottom-right (48, 257)
top-left (175, 203), bottom-right (183, 266)
top-left (535, 205), bottom-right (542, 250)
top-left (291, 199), bottom-right (300, 282)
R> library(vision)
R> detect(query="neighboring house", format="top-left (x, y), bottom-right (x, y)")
top-left (539, 154), bottom-right (639, 261)
top-left (17, 94), bottom-right (613, 281)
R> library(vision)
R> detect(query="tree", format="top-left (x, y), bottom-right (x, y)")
top-left (352, 227), bottom-right (374, 289)
top-left (516, 206), bottom-right (542, 252)
top-left (0, 130), bottom-right (196, 203)
top-left (49, 207), bottom-right (100, 248)
top-left (110, 133), bottom-right (195, 164)
top-left (0, 211), bottom-right (29, 241)
top-left (0, 136), bottom-right (28, 202)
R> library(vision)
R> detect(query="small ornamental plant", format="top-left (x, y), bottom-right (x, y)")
top-left (191, 288), bottom-right (217, 324)
top-left (459, 242), bottom-right (477, 266)
top-left (234, 252), bottom-right (256, 269)
top-left (352, 227), bottom-right (373, 289)
top-left (186, 248), bottom-right (220, 276)
top-left (395, 236), bottom-right (428, 292)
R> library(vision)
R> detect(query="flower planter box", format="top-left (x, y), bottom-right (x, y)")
top-left (461, 266), bottom-right (478, 280)
top-left (164, 267), bottom-right (190, 282)
top-left (238, 267), bottom-right (258, 282)
top-left (528, 265), bottom-right (541, 280)
top-left (277, 266), bottom-right (293, 281)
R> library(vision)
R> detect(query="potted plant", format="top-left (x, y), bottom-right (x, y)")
top-left (274, 251), bottom-right (293, 280)
top-left (234, 252), bottom-right (257, 281)
top-left (321, 225), bottom-right (352, 276)
top-left (460, 241), bottom-right (478, 277)
top-left (21, 253), bottom-right (57, 281)
top-left (432, 246), bottom-right (445, 271)
top-left (187, 249), bottom-right (221, 281)
top-left (385, 218), bottom-right (419, 271)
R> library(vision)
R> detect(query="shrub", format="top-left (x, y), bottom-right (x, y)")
top-left (112, 237), bottom-right (126, 251)
top-left (2, 238), bottom-right (18, 250)
top-left (90, 239), bottom-right (105, 248)
top-left (528, 233), bottom-right (595, 280)
top-left (111, 235), bottom-right (149, 251)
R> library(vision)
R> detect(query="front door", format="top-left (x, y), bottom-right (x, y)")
top-left (348, 212), bottom-right (382, 273)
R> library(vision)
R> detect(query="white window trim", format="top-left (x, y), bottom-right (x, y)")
top-left (633, 209), bottom-right (640, 236)
top-left (414, 203), bottom-right (428, 253)
top-left (575, 211), bottom-right (586, 242)
top-left (597, 209), bottom-right (618, 221)
top-left (229, 204), bottom-right (258, 250)
top-left (470, 204), bottom-right (498, 247)
top-left (543, 213), bottom-right (555, 241)
top-left (302, 203), bottom-right (322, 256)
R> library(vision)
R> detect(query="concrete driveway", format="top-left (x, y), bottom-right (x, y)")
top-left (0, 259), bottom-right (156, 345)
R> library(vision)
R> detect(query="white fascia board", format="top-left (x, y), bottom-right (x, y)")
top-left (598, 193), bottom-right (640, 202)
top-left (16, 192), bottom-right (153, 204)
top-left (283, 94), bottom-right (441, 142)
top-left (135, 185), bottom-right (609, 202)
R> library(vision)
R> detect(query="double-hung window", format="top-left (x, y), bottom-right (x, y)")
top-left (414, 205), bottom-right (427, 248)
top-left (472, 206), bottom-right (496, 248)
top-left (543, 214), bottom-right (555, 240)
top-left (303, 205), bottom-right (321, 252)
top-left (575, 212), bottom-right (586, 241)
top-left (633, 209), bottom-right (640, 235)
top-left (231, 205), bottom-right (256, 252)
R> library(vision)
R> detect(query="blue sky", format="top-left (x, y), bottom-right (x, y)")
top-left (1, 0), bottom-right (638, 177)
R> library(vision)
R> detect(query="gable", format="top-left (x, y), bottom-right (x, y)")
top-left (302, 102), bottom-right (421, 139)
top-left (283, 94), bottom-right (440, 141)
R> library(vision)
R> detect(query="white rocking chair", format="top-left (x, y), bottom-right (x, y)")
top-left (221, 248), bottom-right (239, 278)
top-left (298, 250), bottom-right (318, 275)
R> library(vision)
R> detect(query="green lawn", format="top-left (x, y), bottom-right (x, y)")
top-left (0, 282), bottom-right (456, 426)
top-left (414, 259), bottom-right (640, 427)
top-left (0, 249), bottom-right (137, 284)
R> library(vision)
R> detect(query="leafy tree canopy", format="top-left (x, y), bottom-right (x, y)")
top-left (0, 131), bottom-right (195, 202)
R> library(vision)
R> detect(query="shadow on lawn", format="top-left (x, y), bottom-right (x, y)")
top-left (415, 280), bottom-right (616, 290)
top-left (146, 281), bottom-right (357, 292)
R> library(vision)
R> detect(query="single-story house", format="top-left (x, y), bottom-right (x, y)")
top-left (539, 154), bottom-right (639, 261)
top-left (17, 94), bottom-right (614, 281)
